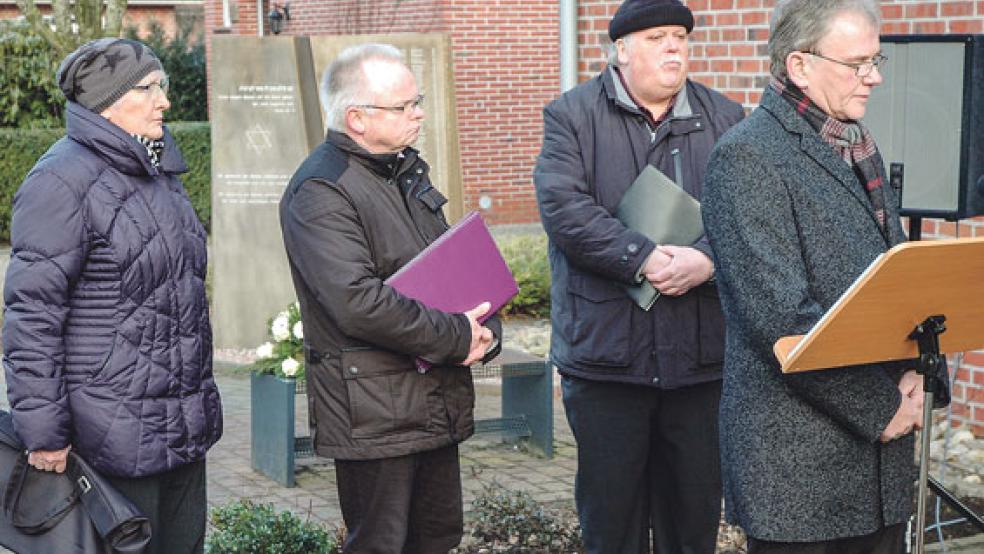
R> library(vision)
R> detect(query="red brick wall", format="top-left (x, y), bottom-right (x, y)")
top-left (444, 0), bottom-right (558, 222)
top-left (203, 0), bottom-right (557, 224)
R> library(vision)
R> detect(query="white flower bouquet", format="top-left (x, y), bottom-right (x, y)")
top-left (247, 301), bottom-right (305, 379)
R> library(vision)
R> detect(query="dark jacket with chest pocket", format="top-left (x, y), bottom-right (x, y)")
top-left (534, 68), bottom-right (744, 388)
top-left (280, 131), bottom-right (501, 461)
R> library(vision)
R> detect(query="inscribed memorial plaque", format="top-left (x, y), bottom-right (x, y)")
top-left (210, 36), bottom-right (321, 348)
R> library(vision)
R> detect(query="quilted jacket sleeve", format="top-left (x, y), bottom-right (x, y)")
top-left (3, 170), bottom-right (87, 451)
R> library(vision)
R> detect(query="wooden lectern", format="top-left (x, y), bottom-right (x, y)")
top-left (773, 237), bottom-right (984, 554)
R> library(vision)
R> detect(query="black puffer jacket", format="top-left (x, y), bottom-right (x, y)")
top-left (280, 131), bottom-right (500, 461)
top-left (534, 69), bottom-right (744, 388)
top-left (3, 102), bottom-right (222, 478)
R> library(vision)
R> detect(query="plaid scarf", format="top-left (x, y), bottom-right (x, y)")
top-left (770, 78), bottom-right (887, 234)
top-left (132, 134), bottom-right (165, 169)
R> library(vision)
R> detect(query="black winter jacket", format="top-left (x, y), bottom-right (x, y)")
top-left (534, 69), bottom-right (744, 387)
top-left (3, 102), bottom-right (222, 478)
top-left (279, 131), bottom-right (501, 461)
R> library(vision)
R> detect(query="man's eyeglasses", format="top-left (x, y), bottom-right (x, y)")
top-left (355, 94), bottom-right (425, 115)
top-left (132, 76), bottom-right (170, 96)
top-left (807, 52), bottom-right (887, 78)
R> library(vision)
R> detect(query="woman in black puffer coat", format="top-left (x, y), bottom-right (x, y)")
top-left (2, 38), bottom-right (222, 553)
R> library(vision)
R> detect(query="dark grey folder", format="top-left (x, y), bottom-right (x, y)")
top-left (615, 165), bottom-right (704, 310)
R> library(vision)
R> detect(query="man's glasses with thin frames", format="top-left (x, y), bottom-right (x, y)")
top-left (807, 52), bottom-right (887, 77)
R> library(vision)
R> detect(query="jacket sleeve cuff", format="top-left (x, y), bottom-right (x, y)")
top-left (480, 315), bottom-right (504, 364)
top-left (13, 402), bottom-right (72, 452)
top-left (629, 240), bottom-right (657, 284)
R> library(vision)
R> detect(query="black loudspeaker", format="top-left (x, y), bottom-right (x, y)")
top-left (864, 34), bottom-right (984, 220)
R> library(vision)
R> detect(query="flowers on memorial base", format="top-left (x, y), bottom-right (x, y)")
top-left (255, 342), bottom-right (274, 360)
top-left (281, 358), bottom-right (300, 377)
top-left (247, 301), bottom-right (305, 379)
top-left (271, 313), bottom-right (291, 342)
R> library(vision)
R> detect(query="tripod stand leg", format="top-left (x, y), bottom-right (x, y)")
top-left (928, 476), bottom-right (984, 532)
top-left (914, 390), bottom-right (935, 554)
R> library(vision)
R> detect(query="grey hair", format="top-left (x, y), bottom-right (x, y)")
top-left (769, 0), bottom-right (880, 80)
top-left (606, 35), bottom-right (633, 67)
top-left (320, 43), bottom-right (405, 132)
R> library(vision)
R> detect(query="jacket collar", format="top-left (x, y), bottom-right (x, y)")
top-left (759, 86), bottom-right (886, 239)
top-left (326, 129), bottom-right (419, 180)
top-left (65, 102), bottom-right (187, 177)
top-left (603, 66), bottom-right (694, 120)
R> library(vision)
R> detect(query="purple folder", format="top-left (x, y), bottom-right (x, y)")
top-left (386, 211), bottom-right (518, 322)
top-left (385, 211), bottom-right (519, 369)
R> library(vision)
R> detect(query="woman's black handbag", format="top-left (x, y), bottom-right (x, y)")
top-left (0, 410), bottom-right (151, 553)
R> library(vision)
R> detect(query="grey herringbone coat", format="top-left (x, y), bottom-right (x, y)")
top-left (702, 87), bottom-right (915, 542)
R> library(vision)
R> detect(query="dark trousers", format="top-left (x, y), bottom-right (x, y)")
top-left (562, 376), bottom-right (722, 554)
top-left (106, 459), bottom-right (207, 554)
top-left (335, 444), bottom-right (463, 554)
top-left (747, 523), bottom-right (906, 553)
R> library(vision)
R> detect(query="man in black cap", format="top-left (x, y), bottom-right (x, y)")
top-left (534, 1), bottom-right (744, 551)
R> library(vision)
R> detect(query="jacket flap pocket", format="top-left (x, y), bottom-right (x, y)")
top-left (340, 348), bottom-right (415, 380)
top-left (568, 274), bottom-right (626, 303)
top-left (417, 187), bottom-right (448, 212)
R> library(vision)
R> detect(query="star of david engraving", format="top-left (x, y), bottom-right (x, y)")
top-left (245, 124), bottom-right (273, 154)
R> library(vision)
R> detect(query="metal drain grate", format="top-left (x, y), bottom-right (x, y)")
top-left (474, 415), bottom-right (532, 439)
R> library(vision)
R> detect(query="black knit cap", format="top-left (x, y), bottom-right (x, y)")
top-left (56, 38), bottom-right (163, 113)
top-left (609, 0), bottom-right (695, 41)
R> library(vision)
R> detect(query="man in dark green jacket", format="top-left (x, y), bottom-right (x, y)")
top-left (279, 43), bottom-right (500, 553)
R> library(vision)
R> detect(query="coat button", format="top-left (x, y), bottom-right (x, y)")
top-left (620, 255), bottom-right (629, 264)
top-left (652, 377), bottom-right (660, 384)
top-left (416, 168), bottom-right (423, 174)
top-left (627, 243), bottom-right (639, 254)
top-left (349, 366), bottom-right (359, 375)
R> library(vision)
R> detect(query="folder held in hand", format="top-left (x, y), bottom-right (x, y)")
top-left (385, 211), bottom-right (519, 370)
top-left (615, 165), bottom-right (704, 310)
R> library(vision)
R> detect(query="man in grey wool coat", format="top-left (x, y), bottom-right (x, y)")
top-left (702, 1), bottom-right (933, 552)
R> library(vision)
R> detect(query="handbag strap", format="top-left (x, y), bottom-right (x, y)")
top-left (3, 452), bottom-right (81, 534)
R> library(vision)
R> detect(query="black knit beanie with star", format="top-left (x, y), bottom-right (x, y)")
top-left (56, 38), bottom-right (163, 113)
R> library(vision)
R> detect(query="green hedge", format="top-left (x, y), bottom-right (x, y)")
top-left (497, 233), bottom-right (551, 319)
top-left (0, 122), bottom-right (211, 242)
top-left (0, 20), bottom-right (64, 129)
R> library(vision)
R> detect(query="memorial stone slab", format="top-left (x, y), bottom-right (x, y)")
top-left (210, 36), bottom-right (322, 349)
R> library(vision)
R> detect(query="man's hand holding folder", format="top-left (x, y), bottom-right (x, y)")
top-left (463, 302), bottom-right (495, 366)
top-left (643, 245), bottom-right (715, 297)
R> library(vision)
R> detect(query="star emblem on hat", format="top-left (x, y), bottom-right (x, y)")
top-left (102, 50), bottom-right (126, 73)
